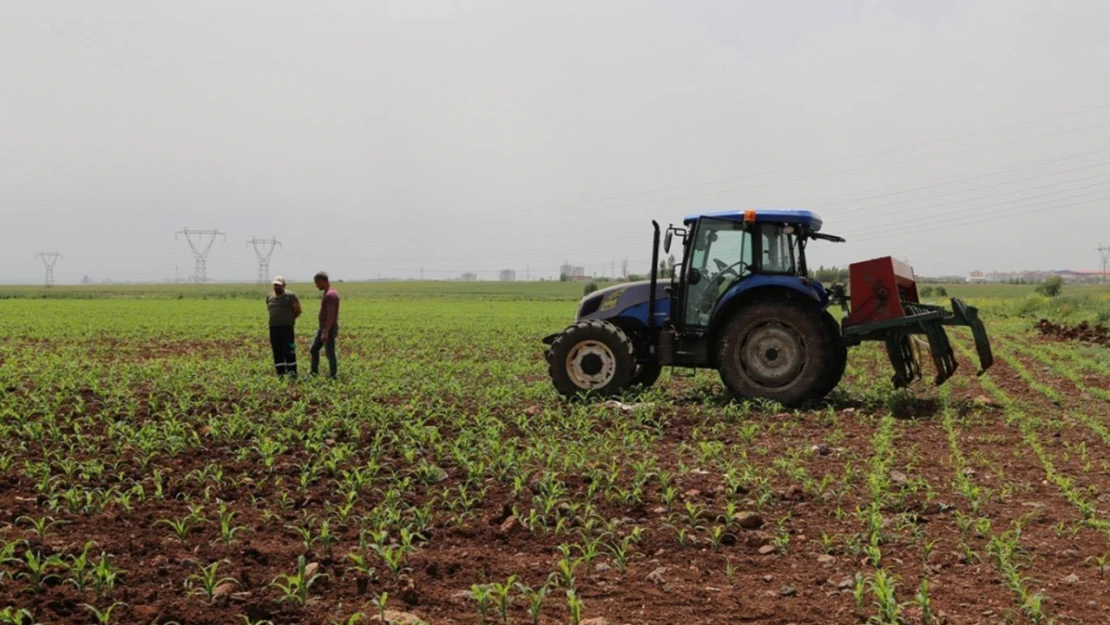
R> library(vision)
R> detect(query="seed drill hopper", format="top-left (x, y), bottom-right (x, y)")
top-left (836, 256), bottom-right (993, 388)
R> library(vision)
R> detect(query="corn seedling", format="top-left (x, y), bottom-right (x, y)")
top-left (185, 559), bottom-right (240, 603)
top-left (272, 555), bottom-right (326, 606)
top-left (83, 602), bottom-right (126, 625)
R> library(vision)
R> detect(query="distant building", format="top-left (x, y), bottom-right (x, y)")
top-left (967, 270), bottom-right (985, 283)
top-left (1054, 269), bottom-right (1104, 284)
top-left (560, 262), bottom-right (586, 279)
top-left (499, 269), bottom-right (516, 282)
top-left (459, 272), bottom-right (478, 282)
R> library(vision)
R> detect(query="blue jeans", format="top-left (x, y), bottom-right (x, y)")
top-left (310, 326), bottom-right (338, 378)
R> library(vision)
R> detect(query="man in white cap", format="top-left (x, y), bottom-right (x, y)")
top-left (266, 276), bottom-right (302, 377)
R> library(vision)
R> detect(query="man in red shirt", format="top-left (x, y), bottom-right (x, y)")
top-left (310, 271), bottom-right (341, 379)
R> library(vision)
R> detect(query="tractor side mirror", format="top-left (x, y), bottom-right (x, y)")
top-left (663, 227), bottom-right (687, 254)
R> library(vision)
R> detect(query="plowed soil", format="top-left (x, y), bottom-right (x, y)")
top-left (2, 304), bottom-right (1108, 625)
top-left (1035, 318), bottom-right (1110, 346)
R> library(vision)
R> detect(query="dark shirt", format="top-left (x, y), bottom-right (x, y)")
top-left (266, 291), bottom-right (299, 327)
top-left (319, 288), bottom-right (340, 330)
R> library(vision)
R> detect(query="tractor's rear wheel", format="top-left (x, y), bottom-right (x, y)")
top-left (548, 320), bottom-right (636, 397)
top-left (812, 311), bottom-right (848, 400)
top-left (630, 363), bottom-right (663, 389)
top-left (716, 301), bottom-right (832, 407)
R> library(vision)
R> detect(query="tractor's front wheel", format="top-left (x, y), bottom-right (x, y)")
top-left (548, 320), bottom-right (636, 397)
top-left (716, 301), bottom-right (832, 407)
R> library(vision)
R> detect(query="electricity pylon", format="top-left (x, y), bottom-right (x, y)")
top-left (247, 237), bottom-right (282, 284)
top-left (36, 252), bottom-right (62, 288)
top-left (1098, 243), bottom-right (1110, 285)
top-left (176, 228), bottom-right (225, 284)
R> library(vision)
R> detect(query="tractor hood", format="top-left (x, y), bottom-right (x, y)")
top-left (577, 280), bottom-right (670, 322)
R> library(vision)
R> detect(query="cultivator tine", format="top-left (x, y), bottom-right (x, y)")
top-left (920, 319), bottom-right (958, 386)
top-left (884, 335), bottom-right (920, 389)
top-left (950, 298), bottom-right (994, 375)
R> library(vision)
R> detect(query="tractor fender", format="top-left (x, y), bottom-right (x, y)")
top-left (713, 277), bottom-right (825, 320)
top-left (708, 280), bottom-right (827, 359)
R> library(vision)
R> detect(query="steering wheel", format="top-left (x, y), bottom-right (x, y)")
top-left (695, 260), bottom-right (749, 313)
top-left (712, 259), bottom-right (748, 280)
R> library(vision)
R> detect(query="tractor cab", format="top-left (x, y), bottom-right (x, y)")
top-left (664, 210), bottom-right (839, 334)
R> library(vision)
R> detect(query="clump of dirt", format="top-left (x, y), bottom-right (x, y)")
top-left (1034, 319), bottom-right (1110, 346)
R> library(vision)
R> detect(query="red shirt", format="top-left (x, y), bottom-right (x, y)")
top-left (319, 288), bottom-right (340, 329)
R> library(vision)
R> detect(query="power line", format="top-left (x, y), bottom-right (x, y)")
top-left (246, 237), bottom-right (282, 284)
top-left (852, 194), bottom-right (1110, 243)
top-left (842, 180), bottom-right (1110, 236)
top-left (36, 252), bottom-right (62, 288)
top-left (176, 228), bottom-right (226, 284)
top-left (824, 150), bottom-right (1110, 216)
top-left (488, 102), bottom-right (1110, 215)
top-left (834, 170), bottom-right (1110, 227)
top-left (407, 120), bottom-right (1110, 233)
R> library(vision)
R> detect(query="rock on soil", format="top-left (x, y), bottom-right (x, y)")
top-left (733, 512), bottom-right (764, 530)
top-left (214, 581), bottom-right (239, 598)
top-left (746, 532), bottom-right (772, 548)
top-left (580, 619), bottom-right (613, 625)
top-left (371, 610), bottom-right (429, 625)
top-left (647, 567), bottom-right (668, 585)
top-left (497, 516), bottom-right (523, 536)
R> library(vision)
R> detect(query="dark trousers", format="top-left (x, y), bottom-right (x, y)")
top-left (269, 326), bottom-right (298, 377)
top-left (310, 326), bottom-right (338, 379)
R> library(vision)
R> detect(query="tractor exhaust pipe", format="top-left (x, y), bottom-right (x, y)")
top-left (649, 220), bottom-right (660, 329)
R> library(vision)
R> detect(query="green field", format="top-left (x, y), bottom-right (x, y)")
top-left (1, 280), bottom-right (1108, 625)
top-left (4, 280), bottom-right (1108, 324)
top-left (0, 281), bottom-right (590, 302)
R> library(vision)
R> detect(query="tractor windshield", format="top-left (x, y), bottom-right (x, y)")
top-left (684, 218), bottom-right (753, 329)
top-left (760, 225), bottom-right (799, 275)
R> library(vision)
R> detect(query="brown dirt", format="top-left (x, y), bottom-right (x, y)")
top-left (2, 342), bottom-right (1109, 625)
top-left (1034, 319), bottom-right (1110, 346)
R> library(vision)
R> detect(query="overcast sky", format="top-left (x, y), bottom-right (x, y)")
top-left (2, 0), bottom-right (1109, 284)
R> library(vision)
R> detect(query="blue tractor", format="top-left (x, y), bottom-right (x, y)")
top-left (542, 209), bottom-right (993, 406)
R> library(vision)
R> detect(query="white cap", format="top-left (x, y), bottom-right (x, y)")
top-left (272, 275), bottom-right (286, 286)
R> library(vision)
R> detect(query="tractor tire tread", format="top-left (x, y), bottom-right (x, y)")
top-left (812, 310), bottom-right (848, 400)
